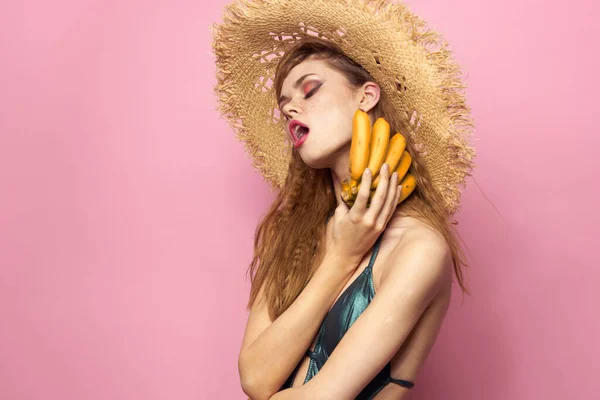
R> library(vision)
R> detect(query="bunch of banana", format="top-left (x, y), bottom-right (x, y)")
top-left (341, 109), bottom-right (416, 208)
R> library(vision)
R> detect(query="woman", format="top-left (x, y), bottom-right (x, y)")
top-left (212, 1), bottom-right (476, 399)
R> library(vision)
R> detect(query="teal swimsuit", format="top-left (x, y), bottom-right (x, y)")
top-left (279, 232), bottom-right (415, 398)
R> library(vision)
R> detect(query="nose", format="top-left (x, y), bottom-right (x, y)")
top-left (282, 100), bottom-right (301, 119)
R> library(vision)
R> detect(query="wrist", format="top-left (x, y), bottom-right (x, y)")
top-left (319, 253), bottom-right (356, 280)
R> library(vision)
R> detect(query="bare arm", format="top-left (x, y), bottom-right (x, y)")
top-left (239, 254), bottom-right (353, 400)
top-left (271, 236), bottom-right (451, 400)
top-left (242, 163), bottom-right (402, 399)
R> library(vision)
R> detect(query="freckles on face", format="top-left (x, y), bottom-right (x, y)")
top-left (307, 83), bottom-right (355, 144)
top-left (279, 59), bottom-right (359, 165)
top-left (300, 77), bottom-right (354, 134)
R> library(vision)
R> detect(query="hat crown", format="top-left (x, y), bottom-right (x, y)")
top-left (212, 0), bottom-right (476, 215)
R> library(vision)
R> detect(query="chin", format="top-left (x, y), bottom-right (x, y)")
top-left (298, 142), bottom-right (342, 170)
top-left (298, 151), bottom-right (329, 170)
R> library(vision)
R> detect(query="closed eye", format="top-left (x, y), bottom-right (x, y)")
top-left (305, 83), bottom-right (321, 99)
top-left (281, 83), bottom-right (323, 121)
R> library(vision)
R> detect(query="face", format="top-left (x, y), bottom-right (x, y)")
top-left (278, 59), bottom-right (366, 170)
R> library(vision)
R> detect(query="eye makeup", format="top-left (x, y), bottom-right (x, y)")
top-left (281, 81), bottom-right (323, 120)
top-left (303, 81), bottom-right (322, 97)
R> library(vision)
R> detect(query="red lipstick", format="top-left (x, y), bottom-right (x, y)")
top-left (288, 120), bottom-right (310, 148)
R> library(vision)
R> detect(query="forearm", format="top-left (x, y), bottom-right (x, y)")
top-left (268, 386), bottom-right (306, 400)
top-left (240, 255), bottom-right (352, 399)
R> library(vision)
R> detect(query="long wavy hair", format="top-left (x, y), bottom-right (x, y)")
top-left (246, 37), bottom-right (471, 321)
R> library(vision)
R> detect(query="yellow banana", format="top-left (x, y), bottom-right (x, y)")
top-left (366, 118), bottom-right (390, 182)
top-left (397, 173), bottom-right (416, 204)
top-left (341, 190), bottom-right (353, 204)
top-left (343, 173), bottom-right (416, 208)
top-left (348, 109), bottom-right (371, 189)
top-left (395, 151), bottom-right (412, 181)
top-left (341, 179), bottom-right (351, 192)
top-left (371, 133), bottom-right (406, 188)
top-left (343, 113), bottom-right (417, 209)
top-left (343, 181), bottom-right (366, 207)
top-left (341, 179), bottom-right (352, 203)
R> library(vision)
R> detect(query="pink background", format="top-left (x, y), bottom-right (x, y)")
top-left (1, 0), bottom-right (598, 398)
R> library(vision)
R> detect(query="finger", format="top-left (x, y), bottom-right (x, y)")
top-left (377, 171), bottom-right (399, 228)
top-left (349, 168), bottom-right (372, 219)
top-left (388, 185), bottom-right (401, 222)
top-left (364, 163), bottom-right (390, 221)
top-left (337, 196), bottom-right (350, 214)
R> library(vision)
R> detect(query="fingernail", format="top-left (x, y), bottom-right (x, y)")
top-left (364, 168), bottom-right (371, 176)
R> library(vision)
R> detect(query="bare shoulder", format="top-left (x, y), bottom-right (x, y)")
top-left (384, 214), bottom-right (451, 254)
top-left (380, 215), bottom-right (453, 294)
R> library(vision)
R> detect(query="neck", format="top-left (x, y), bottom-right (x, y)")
top-left (328, 145), bottom-right (352, 207)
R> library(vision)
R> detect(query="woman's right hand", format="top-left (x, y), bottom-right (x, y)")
top-left (325, 163), bottom-right (401, 270)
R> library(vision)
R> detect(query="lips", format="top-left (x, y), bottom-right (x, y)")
top-left (288, 120), bottom-right (310, 148)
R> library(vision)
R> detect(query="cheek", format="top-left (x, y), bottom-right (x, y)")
top-left (307, 95), bottom-right (354, 139)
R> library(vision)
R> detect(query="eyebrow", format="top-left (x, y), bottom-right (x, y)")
top-left (278, 73), bottom-right (318, 108)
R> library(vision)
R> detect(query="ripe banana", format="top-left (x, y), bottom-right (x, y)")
top-left (341, 179), bottom-right (352, 203)
top-left (397, 173), bottom-right (416, 204)
top-left (371, 133), bottom-right (406, 188)
top-left (366, 118), bottom-right (390, 182)
top-left (343, 113), bottom-right (416, 208)
top-left (395, 151), bottom-right (412, 182)
top-left (348, 109), bottom-right (372, 190)
top-left (344, 174), bottom-right (416, 208)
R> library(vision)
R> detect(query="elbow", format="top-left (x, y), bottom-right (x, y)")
top-left (240, 377), bottom-right (275, 400)
top-left (239, 354), bottom-right (278, 400)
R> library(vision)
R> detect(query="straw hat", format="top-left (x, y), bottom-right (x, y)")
top-left (211, 0), bottom-right (476, 215)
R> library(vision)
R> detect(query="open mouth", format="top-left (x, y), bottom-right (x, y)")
top-left (295, 125), bottom-right (309, 140)
top-left (290, 122), bottom-right (310, 148)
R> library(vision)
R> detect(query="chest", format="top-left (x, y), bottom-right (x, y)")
top-left (288, 239), bottom-right (393, 387)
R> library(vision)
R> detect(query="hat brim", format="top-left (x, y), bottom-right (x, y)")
top-left (212, 0), bottom-right (476, 215)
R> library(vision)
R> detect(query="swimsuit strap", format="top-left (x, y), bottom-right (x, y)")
top-left (386, 376), bottom-right (415, 389)
top-left (367, 233), bottom-right (384, 270)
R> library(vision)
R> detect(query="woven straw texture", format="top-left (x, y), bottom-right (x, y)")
top-left (211, 0), bottom-right (476, 215)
